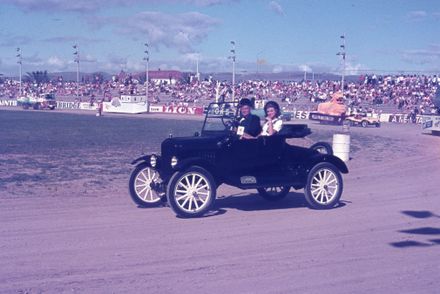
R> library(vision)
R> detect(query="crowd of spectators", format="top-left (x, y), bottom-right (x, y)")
top-left (0, 73), bottom-right (438, 114)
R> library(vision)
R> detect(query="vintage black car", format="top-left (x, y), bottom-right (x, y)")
top-left (129, 102), bottom-right (348, 218)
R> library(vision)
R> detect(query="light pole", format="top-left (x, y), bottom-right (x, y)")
top-left (337, 34), bottom-right (346, 94)
top-left (16, 48), bottom-right (22, 97)
top-left (73, 44), bottom-right (80, 100)
top-left (195, 53), bottom-right (200, 82)
top-left (229, 41), bottom-right (236, 101)
top-left (143, 43), bottom-right (149, 102)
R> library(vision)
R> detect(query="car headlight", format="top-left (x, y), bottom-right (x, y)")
top-left (171, 156), bottom-right (178, 168)
top-left (150, 155), bottom-right (157, 168)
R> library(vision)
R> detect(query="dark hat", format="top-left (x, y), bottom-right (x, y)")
top-left (239, 98), bottom-right (253, 108)
top-left (264, 100), bottom-right (281, 117)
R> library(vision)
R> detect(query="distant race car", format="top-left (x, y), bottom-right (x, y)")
top-left (344, 114), bottom-right (381, 128)
top-left (17, 93), bottom-right (56, 110)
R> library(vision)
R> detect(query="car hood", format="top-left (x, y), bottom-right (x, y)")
top-left (161, 135), bottom-right (225, 155)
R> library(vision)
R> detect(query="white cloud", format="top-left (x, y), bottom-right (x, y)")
top-left (47, 56), bottom-right (66, 67)
top-left (401, 44), bottom-right (440, 65)
top-left (298, 64), bottom-right (311, 72)
top-left (407, 10), bottom-right (428, 21)
top-left (269, 1), bottom-right (284, 16)
top-left (272, 65), bottom-right (283, 73)
top-left (42, 36), bottom-right (105, 44)
top-left (5, 0), bottom-right (237, 12)
top-left (108, 11), bottom-right (221, 53)
top-left (81, 54), bottom-right (97, 63)
top-left (0, 32), bottom-right (32, 47)
top-left (182, 52), bottom-right (203, 64)
top-left (344, 62), bottom-right (363, 75)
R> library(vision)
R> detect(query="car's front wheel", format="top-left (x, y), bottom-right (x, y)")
top-left (257, 186), bottom-right (290, 201)
top-left (129, 163), bottom-right (162, 207)
top-left (304, 162), bottom-right (343, 209)
top-left (361, 120), bottom-right (368, 128)
top-left (167, 166), bottom-right (216, 218)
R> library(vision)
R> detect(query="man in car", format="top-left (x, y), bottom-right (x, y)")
top-left (237, 98), bottom-right (262, 139)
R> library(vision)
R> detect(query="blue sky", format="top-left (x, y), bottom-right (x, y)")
top-left (0, 0), bottom-right (440, 76)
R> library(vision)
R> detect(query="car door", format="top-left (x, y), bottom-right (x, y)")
top-left (215, 137), bottom-right (260, 174)
top-left (257, 136), bottom-right (285, 170)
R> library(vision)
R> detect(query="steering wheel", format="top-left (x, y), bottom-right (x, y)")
top-left (222, 116), bottom-right (238, 130)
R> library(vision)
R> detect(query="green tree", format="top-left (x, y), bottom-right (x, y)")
top-left (25, 70), bottom-right (50, 84)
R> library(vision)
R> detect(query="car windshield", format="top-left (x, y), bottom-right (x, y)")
top-left (202, 102), bottom-right (238, 132)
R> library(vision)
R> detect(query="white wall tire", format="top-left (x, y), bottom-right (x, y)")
top-left (304, 162), bottom-right (343, 209)
top-left (129, 163), bottom-right (162, 207)
top-left (167, 166), bottom-right (216, 218)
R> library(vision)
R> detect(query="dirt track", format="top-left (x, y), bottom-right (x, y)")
top-left (1, 109), bottom-right (439, 293)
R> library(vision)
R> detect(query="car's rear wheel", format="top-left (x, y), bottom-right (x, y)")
top-left (257, 186), bottom-right (290, 201)
top-left (129, 163), bottom-right (162, 207)
top-left (310, 142), bottom-right (333, 155)
top-left (167, 166), bottom-right (216, 218)
top-left (304, 162), bottom-right (343, 209)
top-left (361, 120), bottom-right (368, 128)
top-left (375, 122), bottom-right (381, 128)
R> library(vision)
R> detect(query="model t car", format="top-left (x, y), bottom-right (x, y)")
top-left (129, 102), bottom-right (348, 218)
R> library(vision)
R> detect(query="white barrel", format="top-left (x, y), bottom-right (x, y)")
top-left (333, 134), bottom-right (350, 162)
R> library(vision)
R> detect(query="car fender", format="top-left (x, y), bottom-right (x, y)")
top-left (308, 154), bottom-right (349, 174)
top-left (131, 154), bottom-right (152, 165)
top-left (173, 157), bottom-right (217, 177)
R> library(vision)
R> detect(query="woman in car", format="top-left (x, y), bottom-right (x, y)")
top-left (261, 101), bottom-right (283, 136)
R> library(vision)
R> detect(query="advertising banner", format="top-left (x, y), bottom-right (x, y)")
top-left (387, 114), bottom-right (422, 124)
top-left (149, 105), bottom-right (164, 113)
top-left (79, 102), bottom-right (97, 111)
top-left (291, 110), bottom-right (310, 120)
top-left (0, 100), bottom-right (18, 107)
top-left (56, 101), bottom-right (78, 109)
top-left (103, 101), bottom-right (148, 114)
top-left (421, 115), bottom-right (440, 132)
top-left (162, 105), bottom-right (200, 115)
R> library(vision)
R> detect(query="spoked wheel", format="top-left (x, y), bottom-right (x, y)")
top-left (310, 142), bottom-right (333, 155)
top-left (167, 166), bottom-right (216, 218)
top-left (257, 186), bottom-right (290, 201)
top-left (129, 163), bottom-right (162, 207)
top-left (304, 162), bottom-right (343, 209)
top-left (361, 120), bottom-right (368, 128)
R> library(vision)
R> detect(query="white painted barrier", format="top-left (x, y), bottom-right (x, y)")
top-left (103, 101), bottom-right (149, 114)
top-left (333, 134), bottom-right (350, 162)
